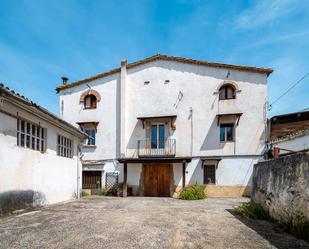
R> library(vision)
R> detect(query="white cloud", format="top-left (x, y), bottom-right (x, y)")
top-left (235, 0), bottom-right (299, 29)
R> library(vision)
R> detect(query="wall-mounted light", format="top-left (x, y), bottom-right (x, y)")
top-left (144, 81), bottom-right (150, 85)
top-left (164, 80), bottom-right (170, 84)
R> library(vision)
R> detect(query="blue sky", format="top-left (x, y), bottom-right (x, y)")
top-left (0, 0), bottom-right (308, 116)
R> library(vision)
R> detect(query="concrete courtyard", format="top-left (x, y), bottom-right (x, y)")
top-left (0, 197), bottom-right (308, 249)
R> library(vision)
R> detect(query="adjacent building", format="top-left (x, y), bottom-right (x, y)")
top-left (0, 84), bottom-right (87, 205)
top-left (57, 54), bottom-right (273, 197)
top-left (269, 110), bottom-right (309, 156)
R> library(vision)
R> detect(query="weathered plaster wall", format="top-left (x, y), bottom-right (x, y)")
top-left (272, 133), bottom-right (309, 155)
top-left (0, 101), bottom-right (82, 205)
top-left (252, 153), bottom-right (309, 223)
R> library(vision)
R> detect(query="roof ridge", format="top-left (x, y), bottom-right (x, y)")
top-left (56, 54), bottom-right (273, 93)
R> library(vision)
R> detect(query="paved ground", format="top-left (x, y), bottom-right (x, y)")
top-left (0, 197), bottom-right (308, 249)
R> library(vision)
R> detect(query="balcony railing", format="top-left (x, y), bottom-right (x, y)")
top-left (137, 139), bottom-right (176, 157)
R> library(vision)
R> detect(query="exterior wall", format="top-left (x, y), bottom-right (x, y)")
top-left (252, 153), bottom-right (309, 225)
top-left (60, 73), bottom-right (120, 160)
top-left (0, 101), bottom-right (82, 205)
top-left (59, 59), bottom-right (268, 196)
top-left (272, 133), bottom-right (309, 155)
top-left (125, 60), bottom-right (267, 157)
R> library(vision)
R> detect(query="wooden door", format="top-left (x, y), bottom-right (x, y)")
top-left (82, 171), bottom-right (101, 189)
top-left (157, 164), bottom-right (171, 197)
top-left (144, 164), bottom-right (170, 197)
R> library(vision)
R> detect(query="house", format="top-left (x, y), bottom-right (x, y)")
top-left (0, 84), bottom-right (87, 206)
top-left (269, 110), bottom-right (309, 156)
top-left (56, 54), bottom-right (273, 197)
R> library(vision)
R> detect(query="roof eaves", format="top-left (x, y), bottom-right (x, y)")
top-left (56, 53), bottom-right (273, 92)
top-left (0, 83), bottom-right (87, 139)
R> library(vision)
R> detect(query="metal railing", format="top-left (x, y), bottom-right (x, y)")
top-left (137, 139), bottom-right (176, 157)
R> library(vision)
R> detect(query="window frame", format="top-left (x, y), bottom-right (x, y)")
top-left (203, 164), bottom-right (216, 184)
top-left (219, 85), bottom-right (236, 100)
top-left (16, 118), bottom-right (46, 153)
top-left (220, 123), bottom-right (235, 142)
top-left (85, 129), bottom-right (96, 146)
top-left (84, 94), bottom-right (97, 109)
top-left (57, 134), bottom-right (73, 158)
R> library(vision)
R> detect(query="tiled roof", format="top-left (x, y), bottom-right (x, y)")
top-left (0, 83), bottom-right (87, 138)
top-left (56, 54), bottom-right (273, 92)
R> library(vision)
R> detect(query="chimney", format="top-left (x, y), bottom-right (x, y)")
top-left (61, 77), bottom-right (69, 85)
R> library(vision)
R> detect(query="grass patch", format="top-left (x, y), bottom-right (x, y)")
top-left (234, 201), bottom-right (271, 221)
top-left (179, 184), bottom-right (206, 200)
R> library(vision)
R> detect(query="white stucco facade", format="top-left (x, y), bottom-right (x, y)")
top-left (0, 87), bottom-right (86, 205)
top-left (59, 55), bottom-right (271, 197)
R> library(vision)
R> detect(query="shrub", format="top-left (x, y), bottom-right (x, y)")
top-left (234, 201), bottom-right (271, 221)
top-left (98, 189), bottom-right (107, 196)
top-left (179, 184), bottom-right (206, 200)
top-left (81, 190), bottom-right (89, 197)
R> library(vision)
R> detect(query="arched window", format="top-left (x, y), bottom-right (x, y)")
top-left (84, 94), bottom-right (97, 109)
top-left (219, 84), bottom-right (236, 100)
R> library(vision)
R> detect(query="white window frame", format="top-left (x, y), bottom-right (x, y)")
top-left (57, 134), bottom-right (73, 158)
top-left (17, 119), bottom-right (46, 152)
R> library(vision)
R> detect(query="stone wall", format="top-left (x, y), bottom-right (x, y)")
top-left (252, 152), bottom-right (309, 224)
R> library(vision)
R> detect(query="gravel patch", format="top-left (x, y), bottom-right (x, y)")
top-left (0, 196), bottom-right (308, 249)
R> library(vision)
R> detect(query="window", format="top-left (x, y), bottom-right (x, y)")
top-left (219, 85), bottom-right (235, 100)
top-left (17, 119), bottom-right (46, 152)
top-left (85, 129), bottom-right (96, 145)
top-left (204, 164), bottom-right (216, 184)
top-left (57, 135), bottom-right (73, 158)
top-left (84, 94), bottom-right (97, 109)
top-left (220, 123), bottom-right (234, 142)
top-left (151, 124), bottom-right (165, 149)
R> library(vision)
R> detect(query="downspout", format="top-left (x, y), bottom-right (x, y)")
top-left (77, 142), bottom-right (83, 198)
top-left (120, 59), bottom-right (127, 157)
top-left (190, 107), bottom-right (193, 157)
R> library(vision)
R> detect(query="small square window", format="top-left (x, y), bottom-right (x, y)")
top-left (220, 124), bottom-right (234, 142)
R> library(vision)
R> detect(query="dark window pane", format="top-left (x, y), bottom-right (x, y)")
top-left (21, 134), bottom-right (25, 146)
top-left (17, 120), bottom-right (19, 130)
top-left (220, 127), bottom-right (225, 142)
top-left (32, 125), bottom-right (36, 135)
top-left (26, 135), bottom-right (30, 148)
top-left (36, 139), bottom-right (40, 150)
top-left (21, 121), bottom-right (25, 132)
top-left (41, 128), bottom-right (44, 139)
top-left (219, 88), bottom-right (225, 100)
top-left (31, 137), bottom-right (35, 149)
top-left (151, 125), bottom-right (157, 149)
top-left (17, 132), bottom-right (20, 145)
top-left (41, 140), bottom-right (44, 152)
top-left (26, 123), bottom-right (30, 134)
top-left (226, 126), bottom-right (233, 141)
top-left (37, 127), bottom-right (40, 137)
top-left (159, 125), bottom-right (165, 148)
top-left (227, 87), bottom-right (235, 99)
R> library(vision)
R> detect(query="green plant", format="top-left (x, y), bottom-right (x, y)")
top-left (234, 201), bottom-right (271, 221)
top-left (81, 190), bottom-right (89, 197)
top-left (98, 189), bottom-right (107, 196)
top-left (179, 184), bottom-right (206, 200)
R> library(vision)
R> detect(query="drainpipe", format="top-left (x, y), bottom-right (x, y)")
top-left (77, 143), bottom-right (83, 198)
top-left (190, 107), bottom-right (193, 156)
top-left (120, 58), bottom-right (127, 157)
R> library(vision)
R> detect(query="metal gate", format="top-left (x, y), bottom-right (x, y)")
top-left (105, 172), bottom-right (119, 195)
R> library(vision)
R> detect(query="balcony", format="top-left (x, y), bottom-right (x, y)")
top-left (137, 139), bottom-right (176, 157)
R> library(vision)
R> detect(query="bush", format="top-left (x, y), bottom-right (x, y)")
top-left (98, 189), bottom-right (107, 196)
top-left (179, 184), bottom-right (206, 200)
top-left (234, 201), bottom-right (271, 221)
top-left (81, 190), bottom-right (89, 197)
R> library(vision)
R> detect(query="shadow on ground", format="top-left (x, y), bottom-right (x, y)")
top-left (226, 209), bottom-right (309, 249)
